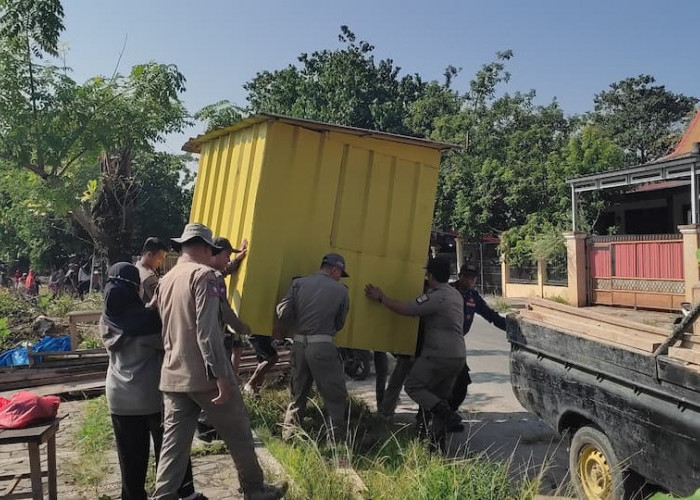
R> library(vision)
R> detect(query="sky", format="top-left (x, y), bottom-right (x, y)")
top-left (61, 0), bottom-right (700, 154)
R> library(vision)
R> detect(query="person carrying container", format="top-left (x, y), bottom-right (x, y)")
top-left (364, 256), bottom-right (465, 441)
top-left (277, 253), bottom-right (350, 441)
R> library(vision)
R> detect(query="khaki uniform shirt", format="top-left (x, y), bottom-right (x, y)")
top-left (406, 283), bottom-right (466, 359)
top-left (155, 256), bottom-right (235, 392)
top-left (136, 260), bottom-right (159, 303)
top-left (276, 272), bottom-right (349, 336)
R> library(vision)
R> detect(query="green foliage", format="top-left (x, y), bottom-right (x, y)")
top-left (499, 214), bottom-right (563, 267)
top-left (592, 75), bottom-right (698, 164)
top-left (491, 297), bottom-right (512, 313)
top-left (194, 99), bottom-right (244, 133)
top-left (0, 0), bottom-right (191, 264)
top-left (130, 151), bottom-right (193, 248)
top-left (39, 291), bottom-right (102, 317)
top-left (361, 440), bottom-right (526, 500)
top-left (244, 25), bottom-right (458, 136)
top-left (0, 0), bottom-right (64, 56)
top-left (0, 316), bottom-right (10, 347)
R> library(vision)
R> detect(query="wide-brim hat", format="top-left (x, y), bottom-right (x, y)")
top-left (171, 223), bottom-right (223, 253)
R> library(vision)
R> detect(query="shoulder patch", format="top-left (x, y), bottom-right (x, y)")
top-left (416, 294), bottom-right (430, 305)
top-left (207, 279), bottom-right (226, 297)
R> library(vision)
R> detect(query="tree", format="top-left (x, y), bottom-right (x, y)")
top-left (432, 51), bottom-right (573, 244)
top-left (244, 25), bottom-right (442, 135)
top-left (0, 0), bottom-right (190, 263)
top-left (195, 100), bottom-right (245, 133)
top-left (592, 75), bottom-right (698, 164)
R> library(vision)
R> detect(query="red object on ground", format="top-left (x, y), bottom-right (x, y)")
top-left (0, 392), bottom-right (60, 429)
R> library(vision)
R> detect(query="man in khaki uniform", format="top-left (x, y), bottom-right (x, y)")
top-left (277, 253), bottom-right (350, 440)
top-left (152, 223), bottom-right (286, 500)
top-left (135, 237), bottom-right (169, 303)
top-left (364, 256), bottom-right (465, 438)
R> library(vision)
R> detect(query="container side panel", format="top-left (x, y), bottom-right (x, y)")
top-left (190, 143), bottom-right (212, 222)
top-left (219, 132), bottom-right (245, 240)
top-left (226, 124), bottom-right (267, 312)
top-left (200, 136), bottom-right (224, 225)
top-left (208, 134), bottom-right (233, 233)
top-left (194, 121), bottom-right (441, 353)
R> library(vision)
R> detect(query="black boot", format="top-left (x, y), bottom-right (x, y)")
top-left (431, 400), bottom-right (464, 433)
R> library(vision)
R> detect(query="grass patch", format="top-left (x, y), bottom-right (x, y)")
top-left (358, 437), bottom-right (538, 499)
top-left (545, 295), bottom-right (570, 305)
top-left (491, 297), bottom-right (512, 313)
top-left (245, 387), bottom-right (543, 499)
top-left (38, 291), bottom-right (103, 318)
top-left (67, 396), bottom-right (114, 489)
top-left (264, 430), bottom-right (356, 500)
top-left (191, 441), bottom-right (228, 457)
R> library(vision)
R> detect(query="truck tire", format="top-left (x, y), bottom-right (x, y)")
top-left (570, 426), bottom-right (625, 500)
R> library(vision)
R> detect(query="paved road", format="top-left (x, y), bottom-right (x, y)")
top-left (348, 313), bottom-right (572, 495)
top-left (461, 315), bottom-right (571, 494)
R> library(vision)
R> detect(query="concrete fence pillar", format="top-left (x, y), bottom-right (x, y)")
top-left (563, 231), bottom-right (587, 307)
top-left (679, 224), bottom-right (700, 303)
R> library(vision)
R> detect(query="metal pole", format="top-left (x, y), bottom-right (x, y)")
top-left (692, 163), bottom-right (698, 225)
top-left (479, 243), bottom-right (485, 294)
top-left (571, 185), bottom-right (579, 231)
top-left (455, 238), bottom-right (464, 272)
top-left (88, 253), bottom-right (95, 294)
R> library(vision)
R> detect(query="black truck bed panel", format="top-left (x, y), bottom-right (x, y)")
top-left (508, 315), bottom-right (700, 496)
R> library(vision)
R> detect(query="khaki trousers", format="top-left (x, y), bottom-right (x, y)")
top-left (283, 339), bottom-right (348, 439)
top-left (403, 356), bottom-right (464, 412)
top-left (153, 387), bottom-right (264, 499)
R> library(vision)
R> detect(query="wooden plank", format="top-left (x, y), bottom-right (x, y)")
top-left (507, 315), bottom-right (658, 383)
top-left (66, 311), bottom-right (101, 321)
top-left (528, 297), bottom-right (670, 337)
top-left (520, 310), bottom-right (659, 351)
top-left (1, 378), bottom-right (106, 399)
top-left (1, 475), bottom-right (23, 495)
top-left (27, 441), bottom-right (43, 500)
top-left (0, 422), bottom-right (54, 445)
top-left (680, 334), bottom-right (700, 351)
top-left (0, 370), bottom-right (106, 392)
top-left (27, 348), bottom-right (106, 359)
top-left (668, 347), bottom-right (700, 365)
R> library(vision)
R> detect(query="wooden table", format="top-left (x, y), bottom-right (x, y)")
top-left (0, 420), bottom-right (59, 500)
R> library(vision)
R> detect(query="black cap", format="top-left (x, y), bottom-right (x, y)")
top-left (321, 253), bottom-right (349, 277)
top-left (425, 256), bottom-right (451, 283)
top-left (459, 262), bottom-right (478, 276)
top-left (212, 237), bottom-right (241, 254)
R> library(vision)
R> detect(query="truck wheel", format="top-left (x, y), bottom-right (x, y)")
top-left (570, 426), bottom-right (624, 500)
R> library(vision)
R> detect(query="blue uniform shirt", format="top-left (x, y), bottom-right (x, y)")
top-left (451, 284), bottom-right (506, 335)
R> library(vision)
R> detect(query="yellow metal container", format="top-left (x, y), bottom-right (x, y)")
top-left (184, 114), bottom-right (453, 354)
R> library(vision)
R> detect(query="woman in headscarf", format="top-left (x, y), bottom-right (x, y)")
top-left (101, 262), bottom-right (205, 500)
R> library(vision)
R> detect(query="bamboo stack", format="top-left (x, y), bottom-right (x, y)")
top-left (520, 298), bottom-right (700, 370)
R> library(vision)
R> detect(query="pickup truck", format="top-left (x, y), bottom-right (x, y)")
top-left (507, 310), bottom-right (700, 500)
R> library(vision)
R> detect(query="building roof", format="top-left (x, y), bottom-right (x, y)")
top-left (566, 110), bottom-right (700, 193)
top-left (669, 110), bottom-right (700, 158)
top-left (183, 113), bottom-right (459, 153)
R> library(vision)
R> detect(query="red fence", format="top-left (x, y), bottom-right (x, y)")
top-left (588, 234), bottom-right (684, 311)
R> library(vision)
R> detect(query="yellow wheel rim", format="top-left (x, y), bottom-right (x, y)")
top-left (578, 443), bottom-right (613, 499)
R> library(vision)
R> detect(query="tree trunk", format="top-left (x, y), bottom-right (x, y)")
top-left (91, 148), bottom-right (138, 264)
